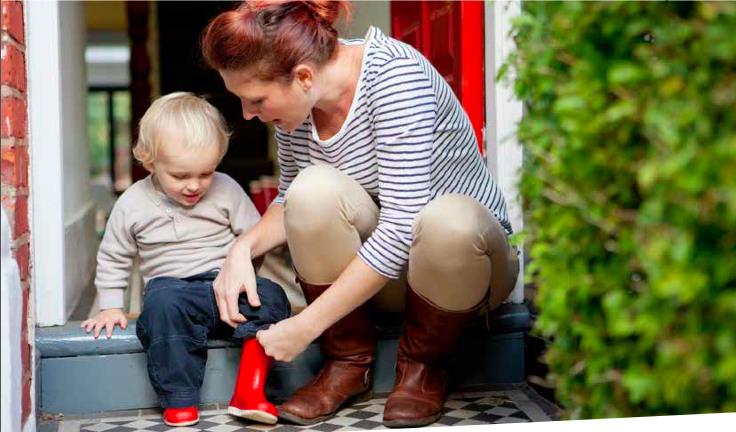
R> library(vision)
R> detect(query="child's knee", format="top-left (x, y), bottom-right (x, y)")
top-left (140, 289), bottom-right (191, 331)
top-left (254, 277), bottom-right (291, 320)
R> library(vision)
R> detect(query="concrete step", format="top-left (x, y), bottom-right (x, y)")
top-left (36, 303), bottom-right (531, 415)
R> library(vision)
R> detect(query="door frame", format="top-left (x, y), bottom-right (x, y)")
top-left (27, 0), bottom-right (67, 326)
top-left (486, 0), bottom-right (524, 303)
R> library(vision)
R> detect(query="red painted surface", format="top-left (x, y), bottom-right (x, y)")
top-left (458, 1), bottom-right (485, 153)
top-left (1, 0), bottom-right (32, 425)
top-left (391, 0), bottom-right (485, 153)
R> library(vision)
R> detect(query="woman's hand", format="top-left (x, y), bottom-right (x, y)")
top-left (213, 242), bottom-right (260, 328)
top-left (81, 308), bottom-right (128, 339)
top-left (256, 257), bottom-right (389, 362)
top-left (256, 315), bottom-right (318, 362)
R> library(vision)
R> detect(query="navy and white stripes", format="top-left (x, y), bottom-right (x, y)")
top-left (273, 26), bottom-right (511, 279)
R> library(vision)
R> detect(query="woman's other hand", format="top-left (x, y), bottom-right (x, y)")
top-left (213, 242), bottom-right (260, 328)
top-left (256, 315), bottom-right (318, 362)
top-left (81, 308), bottom-right (128, 339)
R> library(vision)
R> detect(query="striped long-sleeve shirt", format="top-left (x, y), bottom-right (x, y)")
top-left (272, 26), bottom-right (511, 279)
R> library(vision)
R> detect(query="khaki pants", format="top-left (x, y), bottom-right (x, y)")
top-left (283, 165), bottom-right (519, 313)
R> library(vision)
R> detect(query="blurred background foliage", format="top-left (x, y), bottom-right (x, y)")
top-left (504, 1), bottom-right (736, 418)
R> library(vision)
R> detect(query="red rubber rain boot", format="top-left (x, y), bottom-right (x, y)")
top-left (163, 406), bottom-right (199, 427)
top-left (228, 338), bottom-right (278, 424)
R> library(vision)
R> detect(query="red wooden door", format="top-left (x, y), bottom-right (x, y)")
top-left (391, 0), bottom-right (485, 154)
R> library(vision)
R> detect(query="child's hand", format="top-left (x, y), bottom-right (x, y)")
top-left (81, 308), bottom-right (128, 339)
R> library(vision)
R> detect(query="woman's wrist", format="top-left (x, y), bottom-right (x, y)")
top-left (293, 307), bottom-right (326, 342)
top-left (231, 235), bottom-right (253, 259)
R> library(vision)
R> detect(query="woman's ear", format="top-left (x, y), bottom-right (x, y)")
top-left (293, 64), bottom-right (314, 92)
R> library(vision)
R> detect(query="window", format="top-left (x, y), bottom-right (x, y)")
top-left (88, 87), bottom-right (132, 193)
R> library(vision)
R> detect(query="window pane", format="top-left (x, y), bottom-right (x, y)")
top-left (87, 91), bottom-right (111, 180)
top-left (112, 91), bottom-right (132, 191)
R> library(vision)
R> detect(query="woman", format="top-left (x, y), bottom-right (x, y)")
top-left (201, 1), bottom-right (519, 428)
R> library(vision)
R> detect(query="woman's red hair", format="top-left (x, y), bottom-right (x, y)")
top-left (201, 1), bottom-right (352, 80)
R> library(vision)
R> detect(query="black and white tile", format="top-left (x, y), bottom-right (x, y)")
top-left (52, 386), bottom-right (559, 432)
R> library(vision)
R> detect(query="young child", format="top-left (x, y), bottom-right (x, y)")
top-left (81, 92), bottom-right (290, 427)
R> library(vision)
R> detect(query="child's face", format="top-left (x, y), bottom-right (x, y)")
top-left (145, 130), bottom-right (222, 207)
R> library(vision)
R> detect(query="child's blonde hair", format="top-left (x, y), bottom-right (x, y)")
top-left (133, 92), bottom-right (231, 166)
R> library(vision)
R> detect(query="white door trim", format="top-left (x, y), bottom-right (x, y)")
top-left (27, 0), bottom-right (67, 326)
top-left (486, 0), bottom-right (524, 303)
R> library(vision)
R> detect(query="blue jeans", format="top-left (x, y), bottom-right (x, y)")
top-left (135, 271), bottom-right (290, 408)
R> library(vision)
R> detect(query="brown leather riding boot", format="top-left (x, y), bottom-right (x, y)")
top-left (383, 287), bottom-right (484, 428)
top-left (278, 277), bottom-right (376, 425)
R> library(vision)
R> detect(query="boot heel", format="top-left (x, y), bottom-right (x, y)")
top-left (353, 389), bottom-right (373, 404)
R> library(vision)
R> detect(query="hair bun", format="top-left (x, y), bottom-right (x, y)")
top-left (202, 1), bottom-right (352, 77)
top-left (301, 0), bottom-right (347, 27)
top-left (247, 0), bottom-right (351, 29)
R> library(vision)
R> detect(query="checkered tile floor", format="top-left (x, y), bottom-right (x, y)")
top-left (50, 386), bottom-right (559, 432)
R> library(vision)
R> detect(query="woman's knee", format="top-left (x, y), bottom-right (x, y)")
top-left (412, 194), bottom-right (492, 270)
top-left (285, 165), bottom-right (345, 216)
top-left (284, 166), bottom-right (345, 236)
top-left (284, 164), bottom-right (378, 248)
top-left (409, 194), bottom-right (509, 311)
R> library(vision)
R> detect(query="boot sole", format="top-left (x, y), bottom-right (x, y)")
top-left (278, 389), bottom-right (373, 426)
top-left (163, 417), bottom-right (200, 427)
top-left (383, 413), bottom-right (442, 429)
top-left (228, 406), bottom-right (278, 424)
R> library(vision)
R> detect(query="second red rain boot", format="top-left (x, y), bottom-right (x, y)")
top-left (228, 338), bottom-right (278, 424)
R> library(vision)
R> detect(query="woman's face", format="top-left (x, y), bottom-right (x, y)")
top-left (220, 68), bottom-right (314, 133)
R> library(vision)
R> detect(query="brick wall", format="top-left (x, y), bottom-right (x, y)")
top-left (1, 0), bottom-right (32, 425)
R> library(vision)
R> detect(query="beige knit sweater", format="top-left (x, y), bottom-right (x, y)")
top-left (95, 173), bottom-right (261, 309)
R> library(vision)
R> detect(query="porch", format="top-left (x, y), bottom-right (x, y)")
top-left (34, 303), bottom-right (559, 431)
top-left (2, 1), bottom-right (540, 430)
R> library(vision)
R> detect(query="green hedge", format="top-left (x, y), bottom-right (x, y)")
top-left (504, 1), bottom-right (736, 418)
